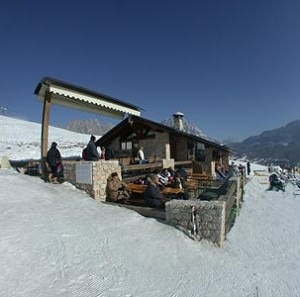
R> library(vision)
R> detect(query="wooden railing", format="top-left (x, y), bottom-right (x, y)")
top-left (122, 161), bottom-right (163, 181)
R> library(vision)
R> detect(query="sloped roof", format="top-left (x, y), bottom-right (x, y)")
top-left (34, 77), bottom-right (142, 119)
top-left (96, 115), bottom-right (231, 152)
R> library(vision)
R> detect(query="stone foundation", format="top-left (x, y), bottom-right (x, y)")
top-left (165, 176), bottom-right (243, 247)
top-left (63, 160), bottom-right (244, 247)
top-left (63, 160), bottom-right (120, 202)
top-left (166, 200), bottom-right (226, 246)
top-left (63, 158), bottom-right (174, 202)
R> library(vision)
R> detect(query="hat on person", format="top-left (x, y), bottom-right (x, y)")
top-left (51, 142), bottom-right (57, 147)
top-left (90, 135), bottom-right (96, 141)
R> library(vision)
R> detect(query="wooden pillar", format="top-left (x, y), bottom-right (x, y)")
top-left (165, 143), bottom-right (170, 160)
top-left (205, 147), bottom-right (213, 175)
top-left (41, 91), bottom-right (52, 181)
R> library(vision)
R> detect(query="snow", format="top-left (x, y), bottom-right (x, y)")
top-left (1, 115), bottom-right (300, 297)
top-left (0, 115), bottom-right (92, 161)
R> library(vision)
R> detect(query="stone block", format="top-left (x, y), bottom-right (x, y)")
top-left (1, 156), bottom-right (11, 169)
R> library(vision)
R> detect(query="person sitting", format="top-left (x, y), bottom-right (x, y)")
top-left (157, 168), bottom-right (171, 186)
top-left (215, 161), bottom-right (228, 181)
top-left (175, 165), bottom-right (188, 181)
top-left (172, 172), bottom-right (185, 189)
top-left (171, 172), bottom-right (189, 200)
top-left (167, 166), bottom-right (175, 180)
top-left (227, 162), bottom-right (240, 178)
top-left (46, 142), bottom-right (62, 183)
top-left (269, 173), bottom-right (285, 191)
top-left (86, 135), bottom-right (100, 161)
top-left (145, 174), bottom-right (169, 208)
top-left (106, 172), bottom-right (130, 203)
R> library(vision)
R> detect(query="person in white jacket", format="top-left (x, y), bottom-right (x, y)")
top-left (137, 146), bottom-right (146, 164)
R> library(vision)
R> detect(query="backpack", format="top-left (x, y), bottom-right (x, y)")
top-left (56, 161), bottom-right (64, 177)
top-left (82, 147), bottom-right (88, 160)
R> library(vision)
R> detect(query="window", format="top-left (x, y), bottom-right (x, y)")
top-left (196, 142), bottom-right (205, 162)
top-left (121, 141), bottom-right (132, 150)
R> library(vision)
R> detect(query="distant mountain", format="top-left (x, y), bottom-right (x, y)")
top-left (63, 116), bottom-right (219, 143)
top-left (9, 113), bottom-right (298, 167)
top-left (59, 119), bottom-right (114, 136)
top-left (229, 120), bottom-right (300, 167)
top-left (161, 116), bottom-right (216, 142)
top-left (5, 114), bottom-right (300, 167)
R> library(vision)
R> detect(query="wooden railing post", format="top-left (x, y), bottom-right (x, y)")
top-left (41, 91), bottom-right (52, 181)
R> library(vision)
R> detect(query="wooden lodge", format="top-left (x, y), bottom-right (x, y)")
top-left (95, 112), bottom-right (231, 177)
top-left (34, 77), bottom-right (242, 247)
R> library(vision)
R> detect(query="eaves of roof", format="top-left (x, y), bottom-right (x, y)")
top-left (96, 115), bottom-right (231, 152)
top-left (34, 76), bottom-right (143, 119)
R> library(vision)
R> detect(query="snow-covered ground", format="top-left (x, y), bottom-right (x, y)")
top-left (1, 115), bottom-right (300, 297)
top-left (0, 115), bottom-right (92, 161)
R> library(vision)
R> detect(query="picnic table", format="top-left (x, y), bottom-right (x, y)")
top-left (125, 182), bottom-right (185, 205)
top-left (125, 183), bottom-right (147, 194)
top-left (126, 182), bottom-right (184, 196)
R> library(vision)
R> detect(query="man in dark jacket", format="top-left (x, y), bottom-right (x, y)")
top-left (175, 165), bottom-right (188, 181)
top-left (105, 147), bottom-right (114, 160)
top-left (46, 142), bottom-right (61, 183)
top-left (86, 135), bottom-right (100, 161)
top-left (145, 174), bottom-right (169, 208)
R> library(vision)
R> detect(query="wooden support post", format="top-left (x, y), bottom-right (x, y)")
top-left (165, 143), bottom-right (170, 160)
top-left (41, 91), bottom-right (52, 181)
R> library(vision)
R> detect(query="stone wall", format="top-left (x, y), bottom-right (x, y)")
top-left (140, 132), bottom-right (170, 160)
top-left (63, 160), bottom-right (245, 247)
top-left (63, 160), bottom-right (120, 202)
top-left (218, 178), bottom-right (241, 234)
top-left (165, 200), bottom-right (226, 246)
top-left (63, 158), bottom-right (175, 201)
top-left (165, 176), bottom-right (244, 247)
top-left (1, 156), bottom-right (11, 169)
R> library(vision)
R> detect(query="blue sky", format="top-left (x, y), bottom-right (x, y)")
top-left (1, 0), bottom-right (299, 142)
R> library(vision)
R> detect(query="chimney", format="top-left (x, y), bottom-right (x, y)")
top-left (173, 112), bottom-right (184, 131)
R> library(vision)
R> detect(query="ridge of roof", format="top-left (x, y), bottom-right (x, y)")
top-left (97, 115), bottom-right (231, 152)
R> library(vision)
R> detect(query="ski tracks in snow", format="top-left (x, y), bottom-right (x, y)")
top-left (225, 174), bottom-right (300, 297)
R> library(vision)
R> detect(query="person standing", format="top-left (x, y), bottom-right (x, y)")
top-left (137, 146), bottom-right (145, 164)
top-left (46, 142), bottom-right (61, 183)
top-left (247, 161), bottom-right (251, 176)
top-left (86, 135), bottom-right (100, 161)
top-left (105, 146), bottom-right (114, 160)
top-left (100, 147), bottom-right (106, 160)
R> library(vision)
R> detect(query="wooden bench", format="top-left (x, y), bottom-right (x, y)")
top-left (125, 183), bottom-right (147, 205)
top-left (161, 187), bottom-right (184, 195)
top-left (126, 182), bottom-right (185, 201)
top-left (190, 173), bottom-right (212, 180)
top-left (188, 175), bottom-right (214, 193)
top-left (122, 162), bottom-right (163, 173)
top-left (185, 180), bottom-right (200, 199)
top-left (126, 183), bottom-right (147, 194)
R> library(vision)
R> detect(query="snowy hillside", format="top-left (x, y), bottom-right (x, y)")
top-left (0, 116), bottom-right (94, 161)
top-left (2, 115), bottom-right (300, 297)
top-left (1, 156), bottom-right (300, 296)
